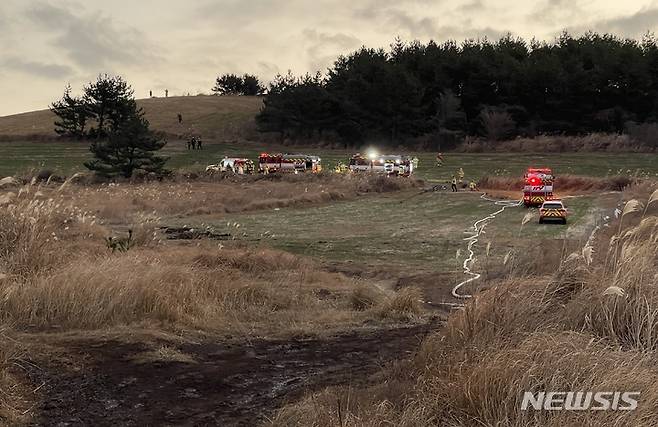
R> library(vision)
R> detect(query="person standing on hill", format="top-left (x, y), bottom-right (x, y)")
top-left (165, 89), bottom-right (169, 98)
top-left (178, 113), bottom-right (183, 124)
top-left (149, 90), bottom-right (152, 97)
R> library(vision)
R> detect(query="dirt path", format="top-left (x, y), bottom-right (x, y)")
top-left (20, 323), bottom-right (437, 426)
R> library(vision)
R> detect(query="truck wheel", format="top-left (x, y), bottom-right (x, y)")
top-left (539, 218), bottom-right (544, 224)
top-left (562, 218), bottom-right (567, 225)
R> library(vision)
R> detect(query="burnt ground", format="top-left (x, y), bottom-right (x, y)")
top-left (15, 322), bottom-right (439, 426)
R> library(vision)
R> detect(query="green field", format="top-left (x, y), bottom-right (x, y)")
top-left (2, 140), bottom-right (658, 181)
top-left (175, 191), bottom-right (597, 283)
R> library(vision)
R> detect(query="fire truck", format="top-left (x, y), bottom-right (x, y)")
top-left (523, 167), bottom-right (554, 207)
top-left (258, 153), bottom-right (322, 174)
top-left (206, 157), bottom-right (255, 174)
top-left (348, 154), bottom-right (414, 176)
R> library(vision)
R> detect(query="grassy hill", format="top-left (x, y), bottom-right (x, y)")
top-left (0, 95), bottom-right (263, 141)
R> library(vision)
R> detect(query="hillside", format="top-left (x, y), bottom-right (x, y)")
top-left (0, 95), bottom-right (263, 141)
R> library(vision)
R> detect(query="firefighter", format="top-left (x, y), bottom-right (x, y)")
top-left (436, 152), bottom-right (444, 167)
top-left (469, 181), bottom-right (477, 191)
top-left (451, 176), bottom-right (458, 192)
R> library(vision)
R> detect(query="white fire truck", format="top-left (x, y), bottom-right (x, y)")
top-left (258, 153), bottom-right (322, 174)
top-left (206, 157), bottom-right (255, 174)
top-left (348, 153), bottom-right (414, 176)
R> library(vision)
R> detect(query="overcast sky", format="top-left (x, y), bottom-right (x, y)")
top-left (2, 0), bottom-right (658, 116)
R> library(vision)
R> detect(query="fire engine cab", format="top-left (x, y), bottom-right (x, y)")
top-left (348, 154), bottom-right (414, 176)
top-left (258, 153), bottom-right (322, 174)
top-left (523, 167), bottom-right (554, 207)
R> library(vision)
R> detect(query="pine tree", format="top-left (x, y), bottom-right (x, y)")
top-left (211, 74), bottom-right (244, 95)
top-left (50, 84), bottom-right (89, 138)
top-left (241, 74), bottom-right (265, 95)
top-left (84, 109), bottom-right (168, 178)
top-left (83, 74), bottom-right (136, 139)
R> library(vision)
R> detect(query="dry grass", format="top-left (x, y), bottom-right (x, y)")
top-left (459, 133), bottom-right (649, 153)
top-left (0, 327), bottom-right (21, 424)
top-left (0, 95), bottom-right (262, 140)
top-left (0, 241), bottom-right (396, 333)
top-left (132, 345), bottom-right (197, 364)
top-left (47, 173), bottom-right (421, 223)
top-left (0, 180), bottom-right (422, 334)
top-left (271, 184), bottom-right (658, 426)
top-left (478, 173), bottom-right (635, 193)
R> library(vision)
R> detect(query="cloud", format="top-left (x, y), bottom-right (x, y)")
top-left (3, 56), bottom-right (74, 79)
top-left (301, 29), bottom-right (361, 71)
top-left (194, 0), bottom-right (281, 27)
top-left (25, 1), bottom-right (161, 70)
top-left (383, 9), bottom-right (439, 39)
top-left (529, 0), bottom-right (587, 26)
top-left (578, 7), bottom-right (658, 37)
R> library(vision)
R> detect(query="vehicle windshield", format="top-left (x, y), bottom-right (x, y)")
top-left (542, 203), bottom-right (563, 209)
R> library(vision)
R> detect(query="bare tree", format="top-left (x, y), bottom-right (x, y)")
top-left (480, 108), bottom-right (516, 141)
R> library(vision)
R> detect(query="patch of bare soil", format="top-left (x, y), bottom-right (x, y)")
top-left (17, 323), bottom-right (438, 426)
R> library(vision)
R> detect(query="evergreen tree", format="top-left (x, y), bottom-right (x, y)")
top-left (83, 74), bottom-right (137, 139)
top-left (212, 73), bottom-right (265, 95)
top-left (84, 109), bottom-right (168, 178)
top-left (50, 84), bottom-right (89, 138)
top-left (212, 74), bottom-right (244, 95)
top-left (241, 74), bottom-right (266, 95)
top-left (257, 32), bottom-right (658, 145)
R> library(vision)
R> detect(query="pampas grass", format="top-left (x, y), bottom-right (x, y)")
top-left (582, 245), bottom-right (593, 266)
top-left (603, 286), bottom-right (626, 297)
top-left (521, 212), bottom-right (535, 226)
top-left (643, 188), bottom-right (658, 217)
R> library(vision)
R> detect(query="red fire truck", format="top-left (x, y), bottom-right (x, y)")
top-left (258, 153), bottom-right (322, 174)
top-left (523, 167), bottom-right (554, 207)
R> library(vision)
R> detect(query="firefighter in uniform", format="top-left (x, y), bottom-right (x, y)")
top-left (469, 181), bottom-right (477, 191)
top-left (436, 152), bottom-right (444, 167)
top-left (457, 168), bottom-right (465, 184)
top-left (451, 176), bottom-right (458, 192)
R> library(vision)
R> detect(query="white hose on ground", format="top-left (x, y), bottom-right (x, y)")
top-left (452, 194), bottom-right (522, 300)
top-left (422, 193), bottom-right (522, 309)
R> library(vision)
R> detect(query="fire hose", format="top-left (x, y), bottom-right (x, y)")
top-left (422, 193), bottom-right (522, 308)
top-left (451, 194), bottom-right (522, 300)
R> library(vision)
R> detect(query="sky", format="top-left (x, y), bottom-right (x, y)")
top-left (2, 0), bottom-right (658, 116)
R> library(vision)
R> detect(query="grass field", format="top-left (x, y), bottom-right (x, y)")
top-left (0, 95), bottom-right (262, 139)
top-left (175, 191), bottom-right (597, 288)
top-left (2, 139), bottom-right (658, 181)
